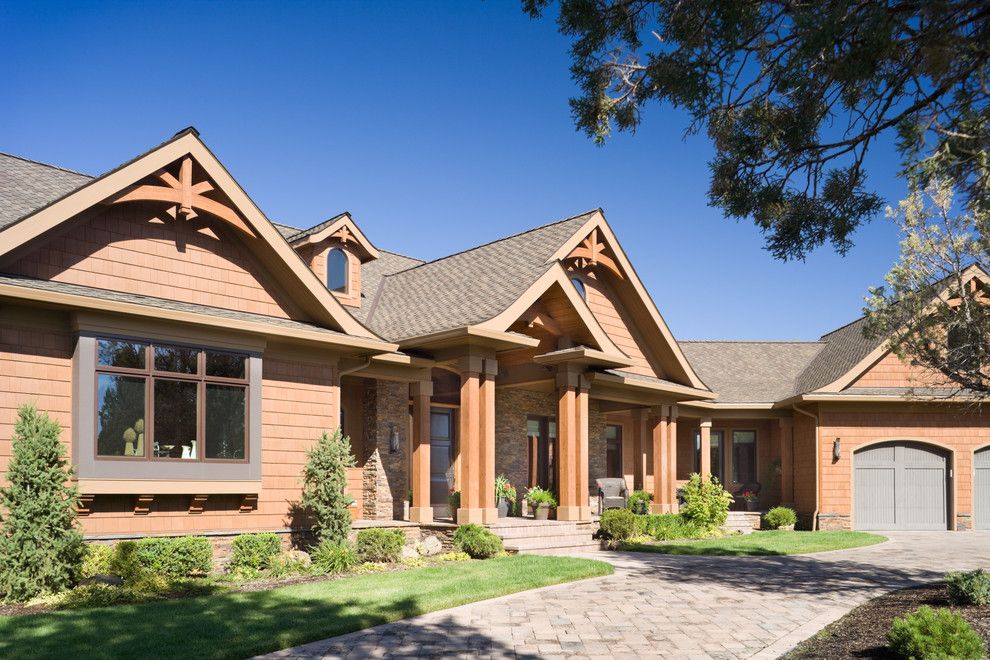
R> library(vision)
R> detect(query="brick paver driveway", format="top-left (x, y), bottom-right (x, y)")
top-left (264, 532), bottom-right (990, 659)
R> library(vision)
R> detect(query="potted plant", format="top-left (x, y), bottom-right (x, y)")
top-left (494, 474), bottom-right (516, 518)
top-left (447, 489), bottom-right (460, 520)
top-left (740, 490), bottom-right (760, 512)
top-left (526, 486), bottom-right (557, 520)
top-left (628, 489), bottom-right (653, 515)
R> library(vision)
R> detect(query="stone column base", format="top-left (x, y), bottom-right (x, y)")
top-left (408, 506), bottom-right (434, 523)
top-left (650, 503), bottom-right (673, 514)
top-left (816, 513), bottom-right (851, 530)
top-left (556, 505), bottom-right (592, 521)
top-left (457, 507), bottom-right (495, 525)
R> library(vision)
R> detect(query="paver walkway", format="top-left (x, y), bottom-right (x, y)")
top-left (263, 531), bottom-right (990, 659)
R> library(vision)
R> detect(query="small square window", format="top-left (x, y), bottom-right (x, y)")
top-left (206, 351), bottom-right (246, 379)
top-left (97, 339), bottom-right (146, 369)
top-left (154, 345), bottom-right (198, 374)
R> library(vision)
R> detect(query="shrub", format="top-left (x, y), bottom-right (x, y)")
top-left (268, 551), bottom-right (312, 578)
top-left (946, 569), bottom-right (990, 606)
top-left (311, 540), bottom-right (359, 574)
top-left (109, 541), bottom-right (145, 582)
top-left (436, 551), bottom-right (471, 562)
top-left (526, 486), bottom-right (557, 507)
top-left (0, 406), bottom-right (86, 601)
top-left (599, 508), bottom-right (637, 541)
top-left (680, 473), bottom-right (733, 530)
top-left (764, 507), bottom-right (798, 530)
top-left (81, 544), bottom-right (114, 579)
top-left (635, 513), bottom-right (707, 541)
top-left (301, 429), bottom-right (356, 544)
top-left (136, 536), bottom-right (213, 577)
top-left (356, 528), bottom-right (405, 563)
top-left (888, 606), bottom-right (984, 659)
top-left (229, 533), bottom-right (282, 571)
top-left (453, 524), bottom-right (504, 559)
top-left (448, 490), bottom-right (461, 512)
top-left (56, 583), bottom-right (135, 610)
top-left (627, 490), bottom-right (653, 514)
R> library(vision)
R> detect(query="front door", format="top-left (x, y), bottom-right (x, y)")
top-left (430, 408), bottom-right (455, 516)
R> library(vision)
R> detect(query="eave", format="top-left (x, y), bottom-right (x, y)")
top-left (589, 370), bottom-right (714, 401)
top-left (533, 346), bottom-right (633, 370)
top-left (397, 326), bottom-right (542, 352)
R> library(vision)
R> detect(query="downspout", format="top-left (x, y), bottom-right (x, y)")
top-left (792, 404), bottom-right (821, 531)
top-left (339, 357), bottom-right (373, 378)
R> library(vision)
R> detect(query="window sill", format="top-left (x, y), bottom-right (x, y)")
top-left (76, 478), bottom-right (261, 495)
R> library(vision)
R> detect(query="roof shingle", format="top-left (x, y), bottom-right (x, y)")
top-left (0, 153), bottom-right (92, 230)
top-left (680, 341), bottom-right (825, 403)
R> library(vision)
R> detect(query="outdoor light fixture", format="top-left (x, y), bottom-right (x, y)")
top-left (833, 438), bottom-right (842, 462)
top-left (389, 425), bottom-right (400, 454)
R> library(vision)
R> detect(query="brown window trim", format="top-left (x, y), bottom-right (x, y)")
top-left (94, 336), bottom-right (250, 465)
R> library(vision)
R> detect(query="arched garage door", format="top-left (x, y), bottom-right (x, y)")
top-left (854, 442), bottom-right (949, 531)
top-left (976, 447), bottom-right (990, 530)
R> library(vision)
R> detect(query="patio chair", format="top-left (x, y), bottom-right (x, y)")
top-left (596, 478), bottom-right (628, 512)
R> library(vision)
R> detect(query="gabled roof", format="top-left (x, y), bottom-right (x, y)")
top-left (353, 250), bottom-right (425, 322)
top-left (0, 129), bottom-right (389, 343)
top-left (0, 152), bottom-right (91, 229)
top-left (287, 211), bottom-right (379, 261)
top-left (791, 316), bottom-right (882, 395)
top-left (363, 211), bottom-right (596, 341)
top-left (681, 341), bottom-right (825, 403)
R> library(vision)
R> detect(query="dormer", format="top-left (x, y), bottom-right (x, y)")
top-left (288, 212), bottom-right (379, 308)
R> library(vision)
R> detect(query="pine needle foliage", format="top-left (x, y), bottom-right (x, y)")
top-left (301, 428), bottom-right (356, 544)
top-left (0, 405), bottom-right (85, 601)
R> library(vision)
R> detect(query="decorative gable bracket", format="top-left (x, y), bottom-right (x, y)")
top-left (566, 227), bottom-right (623, 279)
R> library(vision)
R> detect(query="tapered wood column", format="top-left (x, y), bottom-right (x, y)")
top-left (699, 418), bottom-right (712, 479)
top-left (455, 355), bottom-right (497, 525)
top-left (631, 409), bottom-right (648, 491)
top-left (779, 418), bottom-right (794, 506)
top-left (409, 380), bottom-right (434, 523)
top-left (667, 407), bottom-right (678, 511)
top-left (556, 367), bottom-right (591, 521)
top-left (651, 406), bottom-right (668, 513)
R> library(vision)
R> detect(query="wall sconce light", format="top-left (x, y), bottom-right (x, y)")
top-left (389, 425), bottom-right (400, 454)
top-left (833, 438), bottom-right (841, 463)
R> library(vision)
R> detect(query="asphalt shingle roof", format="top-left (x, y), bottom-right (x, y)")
top-left (680, 341), bottom-right (825, 403)
top-left (793, 316), bottom-right (884, 394)
top-left (363, 211), bottom-right (596, 341)
top-left (354, 250), bottom-right (425, 322)
top-left (0, 153), bottom-right (92, 230)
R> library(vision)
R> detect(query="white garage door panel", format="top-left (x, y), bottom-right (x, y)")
top-left (854, 442), bottom-right (948, 531)
top-left (976, 448), bottom-right (990, 530)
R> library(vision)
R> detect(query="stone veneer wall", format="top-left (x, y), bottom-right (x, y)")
top-left (361, 379), bottom-right (409, 520)
top-left (494, 388), bottom-right (607, 509)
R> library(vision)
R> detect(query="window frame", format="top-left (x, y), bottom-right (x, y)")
top-left (327, 247), bottom-right (349, 294)
top-left (570, 276), bottom-right (587, 300)
top-left (605, 423), bottom-right (623, 479)
top-left (693, 428), bottom-right (725, 483)
top-left (93, 336), bottom-right (250, 464)
top-left (731, 429), bottom-right (758, 484)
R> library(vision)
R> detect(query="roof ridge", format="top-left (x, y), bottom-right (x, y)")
top-left (287, 211), bottom-right (349, 241)
top-left (681, 339), bottom-right (823, 344)
top-left (379, 208), bottom-right (600, 280)
top-left (818, 313), bottom-right (867, 340)
top-left (0, 151), bottom-right (92, 178)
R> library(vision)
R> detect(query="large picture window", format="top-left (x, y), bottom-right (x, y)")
top-left (95, 338), bottom-right (249, 462)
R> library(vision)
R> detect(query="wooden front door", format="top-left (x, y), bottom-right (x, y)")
top-left (430, 408), bottom-right (455, 514)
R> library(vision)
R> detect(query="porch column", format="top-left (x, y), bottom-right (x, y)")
top-left (699, 418), bottom-right (712, 479)
top-left (409, 380), bottom-right (433, 523)
top-left (650, 406), bottom-right (668, 513)
top-left (456, 355), bottom-right (497, 525)
top-left (779, 418), bottom-right (794, 505)
top-left (667, 406), bottom-right (678, 511)
top-left (557, 366), bottom-right (591, 521)
top-left (631, 409), bottom-right (648, 491)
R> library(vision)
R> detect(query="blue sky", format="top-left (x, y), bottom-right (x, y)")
top-left (0, 1), bottom-right (908, 340)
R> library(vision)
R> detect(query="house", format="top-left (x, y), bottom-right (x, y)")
top-left (0, 129), bottom-right (987, 545)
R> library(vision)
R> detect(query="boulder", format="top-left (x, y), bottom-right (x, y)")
top-left (417, 535), bottom-right (443, 557)
top-left (400, 544), bottom-right (419, 560)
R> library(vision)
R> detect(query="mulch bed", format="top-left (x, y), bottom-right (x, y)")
top-left (785, 583), bottom-right (990, 659)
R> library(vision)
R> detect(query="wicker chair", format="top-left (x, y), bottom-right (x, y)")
top-left (596, 478), bottom-right (628, 513)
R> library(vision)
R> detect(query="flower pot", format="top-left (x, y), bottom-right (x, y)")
top-left (532, 503), bottom-right (550, 520)
top-left (745, 499), bottom-right (760, 512)
top-left (496, 498), bottom-right (510, 518)
top-left (779, 524), bottom-right (795, 531)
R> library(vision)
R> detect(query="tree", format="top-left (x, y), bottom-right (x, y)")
top-left (865, 180), bottom-right (990, 394)
top-left (524, 1), bottom-right (990, 260)
top-left (0, 405), bottom-right (85, 601)
top-left (301, 429), bottom-right (356, 544)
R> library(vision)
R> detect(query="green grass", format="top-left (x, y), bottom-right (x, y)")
top-left (620, 530), bottom-right (887, 556)
top-left (0, 555), bottom-right (612, 659)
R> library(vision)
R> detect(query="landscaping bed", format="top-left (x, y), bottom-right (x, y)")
top-left (0, 555), bottom-right (612, 660)
top-left (619, 530), bottom-right (887, 556)
top-left (784, 582), bottom-right (990, 659)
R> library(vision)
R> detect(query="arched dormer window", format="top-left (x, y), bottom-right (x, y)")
top-left (327, 248), bottom-right (348, 293)
top-left (570, 276), bottom-right (586, 300)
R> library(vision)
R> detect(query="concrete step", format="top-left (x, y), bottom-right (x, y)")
top-left (516, 543), bottom-right (604, 556)
top-left (502, 532), bottom-right (597, 551)
top-left (489, 524), bottom-right (584, 539)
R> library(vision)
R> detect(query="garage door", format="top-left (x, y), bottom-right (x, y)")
top-left (854, 442), bottom-right (949, 531)
top-left (976, 447), bottom-right (990, 530)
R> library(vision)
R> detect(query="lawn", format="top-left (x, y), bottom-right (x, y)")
top-left (620, 530), bottom-right (887, 556)
top-left (0, 555), bottom-right (612, 660)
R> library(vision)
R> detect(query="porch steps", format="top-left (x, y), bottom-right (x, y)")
top-left (488, 519), bottom-right (601, 555)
